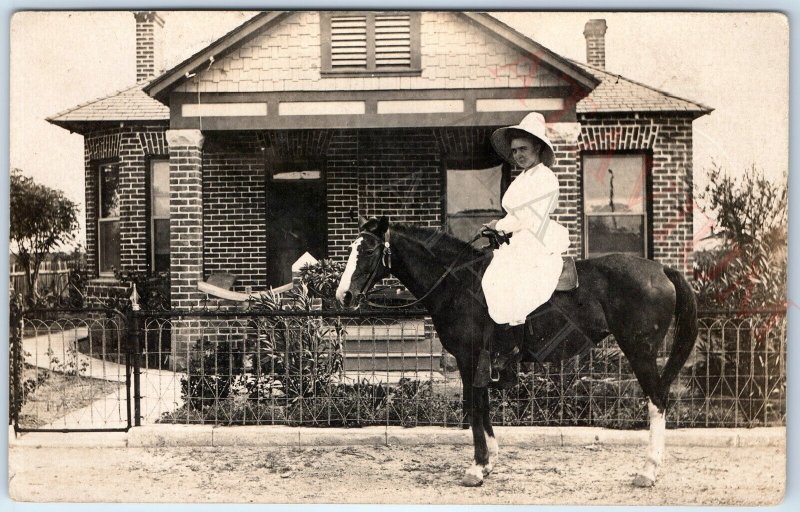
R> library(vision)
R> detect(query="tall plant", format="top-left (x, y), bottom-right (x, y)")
top-left (10, 169), bottom-right (80, 306)
top-left (695, 163), bottom-right (787, 310)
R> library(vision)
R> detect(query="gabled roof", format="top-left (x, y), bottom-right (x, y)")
top-left (47, 81), bottom-right (169, 133)
top-left (144, 11), bottom-right (600, 101)
top-left (144, 11), bottom-right (292, 101)
top-left (461, 13), bottom-right (599, 91)
top-left (572, 60), bottom-right (713, 117)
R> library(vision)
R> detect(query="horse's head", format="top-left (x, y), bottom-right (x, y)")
top-left (335, 216), bottom-right (391, 308)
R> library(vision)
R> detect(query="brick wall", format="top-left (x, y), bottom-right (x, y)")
top-left (203, 133), bottom-right (267, 292)
top-left (578, 113), bottom-right (695, 275)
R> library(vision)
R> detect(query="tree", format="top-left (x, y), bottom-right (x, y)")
top-left (694, 163), bottom-right (787, 310)
top-left (9, 169), bottom-right (80, 306)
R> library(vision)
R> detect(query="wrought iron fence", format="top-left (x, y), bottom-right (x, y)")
top-left (10, 306), bottom-right (786, 431)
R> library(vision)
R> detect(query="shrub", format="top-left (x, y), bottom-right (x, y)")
top-left (297, 259), bottom-right (346, 308)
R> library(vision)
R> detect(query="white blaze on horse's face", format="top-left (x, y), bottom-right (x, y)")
top-left (335, 237), bottom-right (363, 305)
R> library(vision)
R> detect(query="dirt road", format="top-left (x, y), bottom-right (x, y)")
top-left (9, 442), bottom-right (784, 505)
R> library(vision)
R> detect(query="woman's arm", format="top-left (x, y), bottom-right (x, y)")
top-left (496, 170), bottom-right (560, 235)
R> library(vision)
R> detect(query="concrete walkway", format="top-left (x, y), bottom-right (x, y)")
top-left (20, 328), bottom-right (183, 429)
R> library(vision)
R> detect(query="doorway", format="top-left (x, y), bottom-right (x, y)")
top-left (266, 167), bottom-right (326, 287)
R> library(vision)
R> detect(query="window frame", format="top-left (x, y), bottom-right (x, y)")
top-left (97, 161), bottom-right (121, 277)
top-left (581, 151), bottom-right (653, 259)
top-left (443, 157), bottom-right (511, 241)
top-left (147, 156), bottom-right (171, 273)
top-left (320, 11), bottom-right (422, 77)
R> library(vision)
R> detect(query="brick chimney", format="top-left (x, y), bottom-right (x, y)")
top-left (133, 11), bottom-right (165, 83)
top-left (583, 19), bottom-right (607, 69)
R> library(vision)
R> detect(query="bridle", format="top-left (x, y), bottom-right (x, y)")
top-left (355, 226), bottom-right (482, 310)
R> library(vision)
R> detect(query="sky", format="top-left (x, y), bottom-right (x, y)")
top-left (9, 11), bottom-right (789, 247)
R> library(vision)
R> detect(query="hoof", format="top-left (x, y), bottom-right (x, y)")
top-left (462, 473), bottom-right (484, 487)
top-left (632, 473), bottom-right (655, 487)
top-left (462, 465), bottom-right (484, 487)
top-left (482, 463), bottom-right (494, 476)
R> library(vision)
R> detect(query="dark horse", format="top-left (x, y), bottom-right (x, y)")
top-left (336, 217), bottom-right (698, 487)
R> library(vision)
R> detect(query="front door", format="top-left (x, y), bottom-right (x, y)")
top-left (266, 170), bottom-right (326, 287)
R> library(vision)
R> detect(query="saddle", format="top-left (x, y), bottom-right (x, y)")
top-left (556, 256), bottom-right (578, 291)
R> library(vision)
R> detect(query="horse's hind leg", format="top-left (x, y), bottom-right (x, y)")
top-left (635, 398), bottom-right (667, 488)
top-left (616, 338), bottom-right (668, 488)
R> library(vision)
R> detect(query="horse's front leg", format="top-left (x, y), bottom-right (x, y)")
top-left (462, 379), bottom-right (490, 486)
top-left (482, 387), bottom-right (498, 475)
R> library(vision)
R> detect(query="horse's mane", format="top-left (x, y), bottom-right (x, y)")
top-left (390, 223), bottom-right (485, 261)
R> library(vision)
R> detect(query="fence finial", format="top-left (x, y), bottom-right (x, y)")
top-left (130, 283), bottom-right (141, 311)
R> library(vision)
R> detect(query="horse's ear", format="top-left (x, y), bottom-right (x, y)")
top-left (358, 215), bottom-right (369, 230)
top-left (376, 216), bottom-right (389, 236)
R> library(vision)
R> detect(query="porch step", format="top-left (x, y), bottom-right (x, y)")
top-left (343, 337), bottom-right (442, 354)
top-left (338, 319), bottom-right (444, 373)
top-left (342, 353), bottom-right (444, 373)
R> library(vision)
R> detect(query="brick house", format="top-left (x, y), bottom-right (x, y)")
top-left (49, 11), bottom-right (710, 319)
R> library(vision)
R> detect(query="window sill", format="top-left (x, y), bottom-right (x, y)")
top-left (320, 69), bottom-right (423, 78)
top-left (89, 276), bottom-right (121, 285)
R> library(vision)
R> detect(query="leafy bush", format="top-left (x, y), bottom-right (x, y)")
top-left (178, 285), bottom-right (345, 420)
top-left (114, 270), bottom-right (171, 310)
top-left (297, 259), bottom-right (346, 308)
top-left (694, 163), bottom-right (787, 311)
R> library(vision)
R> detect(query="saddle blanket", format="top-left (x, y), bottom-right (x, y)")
top-left (522, 299), bottom-right (594, 365)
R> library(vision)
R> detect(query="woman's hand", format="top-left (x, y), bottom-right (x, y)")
top-left (483, 219), bottom-right (499, 230)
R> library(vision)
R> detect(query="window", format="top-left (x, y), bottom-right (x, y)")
top-left (446, 163), bottom-right (509, 242)
top-left (321, 12), bottom-right (421, 75)
top-left (583, 153), bottom-right (649, 258)
top-left (98, 163), bottom-right (120, 275)
top-left (150, 160), bottom-right (170, 273)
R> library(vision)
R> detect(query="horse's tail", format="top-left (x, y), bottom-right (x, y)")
top-left (659, 266), bottom-right (699, 403)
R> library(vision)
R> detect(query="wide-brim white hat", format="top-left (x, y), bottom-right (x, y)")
top-left (491, 112), bottom-right (555, 167)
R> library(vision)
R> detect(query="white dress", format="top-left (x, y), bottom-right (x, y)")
top-left (481, 163), bottom-right (570, 325)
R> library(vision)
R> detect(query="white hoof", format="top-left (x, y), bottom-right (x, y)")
top-left (482, 462), bottom-right (494, 476)
top-left (632, 473), bottom-right (656, 487)
top-left (462, 465), bottom-right (484, 487)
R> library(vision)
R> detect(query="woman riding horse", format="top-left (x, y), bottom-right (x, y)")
top-left (481, 112), bottom-right (571, 382)
top-left (334, 114), bottom-right (698, 488)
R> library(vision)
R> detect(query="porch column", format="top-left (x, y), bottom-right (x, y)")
top-left (547, 122), bottom-right (583, 258)
top-left (166, 129), bottom-right (205, 370)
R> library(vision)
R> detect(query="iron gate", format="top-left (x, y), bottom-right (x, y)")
top-left (9, 307), bottom-right (133, 432)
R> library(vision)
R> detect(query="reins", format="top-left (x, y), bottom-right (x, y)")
top-left (360, 227), bottom-right (483, 310)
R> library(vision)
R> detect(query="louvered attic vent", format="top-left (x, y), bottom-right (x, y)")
top-left (322, 12), bottom-right (421, 75)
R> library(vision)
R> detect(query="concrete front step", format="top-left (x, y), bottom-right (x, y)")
top-left (339, 320), bottom-right (429, 341)
top-left (343, 337), bottom-right (442, 354)
top-left (343, 353), bottom-right (444, 372)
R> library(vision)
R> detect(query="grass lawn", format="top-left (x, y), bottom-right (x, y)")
top-left (14, 365), bottom-right (124, 428)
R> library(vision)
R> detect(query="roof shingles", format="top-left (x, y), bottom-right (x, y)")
top-left (573, 60), bottom-right (712, 115)
top-left (47, 81), bottom-right (169, 128)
